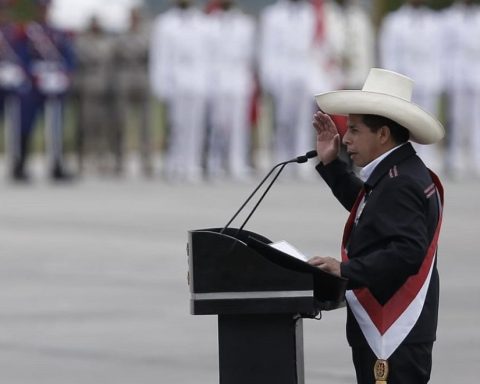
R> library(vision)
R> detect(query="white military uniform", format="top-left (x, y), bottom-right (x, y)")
top-left (442, 1), bottom-right (480, 177)
top-left (150, 5), bottom-right (209, 182)
top-left (338, 0), bottom-right (375, 89)
top-left (206, 7), bottom-right (255, 181)
top-left (259, 0), bottom-right (341, 172)
top-left (379, 4), bottom-right (444, 171)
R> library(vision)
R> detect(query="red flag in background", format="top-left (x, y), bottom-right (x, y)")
top-left (311, 0), bottom-right (325, 43)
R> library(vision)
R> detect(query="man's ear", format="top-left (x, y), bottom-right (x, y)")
top-left (378, 125), bottom-right (391, 144)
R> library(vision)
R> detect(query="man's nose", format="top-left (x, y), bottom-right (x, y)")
top-left (342, 132), bottom-right (350, 145)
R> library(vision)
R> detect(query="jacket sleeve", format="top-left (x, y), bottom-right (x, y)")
top-left (316, 159), bottom-right (364, 212)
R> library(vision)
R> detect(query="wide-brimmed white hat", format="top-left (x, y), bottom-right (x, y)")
top-left (315, 68), bottom-right (445, 144)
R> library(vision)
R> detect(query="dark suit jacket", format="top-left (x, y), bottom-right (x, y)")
top-left (316, 143), bottom-right (441, 347)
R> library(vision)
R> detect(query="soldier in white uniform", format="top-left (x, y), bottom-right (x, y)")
top-left (258, 0), bottom-right (343, 175)
top-left (326, 0), bottom-right (374, 171)
top-left (337, 0), bottom-right (375, 89)
top-left (149, 0), bottom-right (209, 182)
top-left (205, 0), bottom-right (256, 181)
top-left (113, 7), bottom-right (152, 177)
top-left (379, 0), bottom-right (444, 171)
top-left (442, 0), bottom-right (480, 178)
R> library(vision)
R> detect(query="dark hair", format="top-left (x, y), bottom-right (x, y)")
top-left (361, 114), bottom-right (410, 144)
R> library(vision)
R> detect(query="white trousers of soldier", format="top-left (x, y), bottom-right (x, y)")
top-left (272, 77), bottom-right (315, 178)
top-left (164, 91), bottom-right (207, 182)
top-left (410, 89), bottom-right (443, 173)
top-left (447, 85), bottom-right (480, 178)
top-left (206, 91), bottom-right (251, 181)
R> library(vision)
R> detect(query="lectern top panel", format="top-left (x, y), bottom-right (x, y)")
top-left (188, 228), bottom-right (313, 294)
top-left (247, 237), bottom-right (347, 304)
top-left (188, 228), bottom-right (346, 315)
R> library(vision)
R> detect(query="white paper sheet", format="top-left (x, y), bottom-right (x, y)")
top-left (269, 240), bottom-right (309, 262)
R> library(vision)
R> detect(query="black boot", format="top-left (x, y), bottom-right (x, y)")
top-left (51, 163), bottom-right (74, 182)
top-left (11, 161), bottom-right (30, 183)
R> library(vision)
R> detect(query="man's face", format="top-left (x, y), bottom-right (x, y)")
top-left (342, 114), bottom-right (385, 167)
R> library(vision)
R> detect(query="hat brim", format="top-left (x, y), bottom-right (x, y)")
top-left (315, 91), bottom-right (445, 145)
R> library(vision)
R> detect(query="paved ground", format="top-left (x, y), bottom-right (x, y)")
top-left (0, 162), bottom-right (478, 383)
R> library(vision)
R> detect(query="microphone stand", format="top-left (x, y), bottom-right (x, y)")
top-left (236, 155), bottom-right (310, 236)
top-left (235, 163), bottom-right (287, 236)
top-left (220, 151), bottom-right (317, 235)
top-left (220, 156), bottom-right (305, 234)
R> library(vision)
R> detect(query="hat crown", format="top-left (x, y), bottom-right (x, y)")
top-left (362, 68), bottom-right (413, 102)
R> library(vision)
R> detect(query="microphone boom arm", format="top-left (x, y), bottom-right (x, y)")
top-left (220, 151), bottom-right (316, 235)
top-left (236, 163), bottom-right (287, 236)
top-left (220, 161), bottom-right (286, 234)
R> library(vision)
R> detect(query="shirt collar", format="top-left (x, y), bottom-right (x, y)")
top-left (359, 144), bottom-right (405, 183)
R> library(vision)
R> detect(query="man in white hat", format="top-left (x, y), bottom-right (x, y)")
top-left (309, 68), bottom-right (444, 383)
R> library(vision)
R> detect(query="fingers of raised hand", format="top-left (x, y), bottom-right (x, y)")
top-left (313, 112), bottom-right (337, 134)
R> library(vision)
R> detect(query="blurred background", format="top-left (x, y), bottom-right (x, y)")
top-left (2, 0), bottom-right (477, 183)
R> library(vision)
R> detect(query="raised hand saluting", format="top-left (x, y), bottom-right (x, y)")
top-left (312, 111), bottom-right (341, 165)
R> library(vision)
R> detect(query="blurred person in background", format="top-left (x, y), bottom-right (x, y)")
top-left (330, 0), bottom-right (375, 171)
top-left (311, 0), bottom-right (346, 91)
top-left (0, 0), bottom-right (28, 181)
top-left (379, 0), bottom-right (444, 173)
top-left (15, 0), bottom-right (75, 181)
top-left (204, 0), bottom-right (256, 181)
top-left (112, 7), bottom-right (152, 177)
top-left (73, 15), bottom-right (115, 175)
top-left (442, 0), bottom-right (480, 179)
top-left (336, 0), bottom-right (374, 90)
top-left (258, 0), bottom-right (344, 178)
top-left (149, 0), bottom-right (209, 183)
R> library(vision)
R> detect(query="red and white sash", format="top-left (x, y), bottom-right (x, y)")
top-left (341, 171), bottom-right (444, 359)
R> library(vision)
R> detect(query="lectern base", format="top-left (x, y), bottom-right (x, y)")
top-left (218, 314), bottom-right (304, 384)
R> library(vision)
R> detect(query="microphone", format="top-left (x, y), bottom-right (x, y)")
top-left (305, 150), bottom-right (317, 159)
top-left (296, 155), bottom-right (308, 163)
top-left (220, 150), bottom-right (316, 234)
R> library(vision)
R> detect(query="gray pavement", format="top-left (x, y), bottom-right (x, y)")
top-left (0, 164), bottom-right (478, 383)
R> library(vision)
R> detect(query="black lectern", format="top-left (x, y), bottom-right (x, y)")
top-left (188, 227), bottom-right (347, 384)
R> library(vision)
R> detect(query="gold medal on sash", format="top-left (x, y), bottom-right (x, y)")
top-left (374, 359), bottom-right (389, 384)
